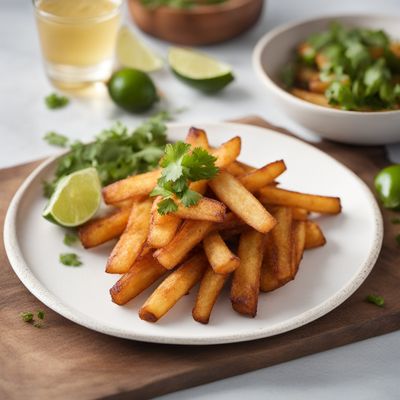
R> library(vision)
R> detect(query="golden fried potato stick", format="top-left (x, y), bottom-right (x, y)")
top-left (147, 197), bottom-right (181, 249)
top-left (231, 229), bottom-right (265, 317)
top-left (203, 231), bottom-right (240, 274)
top-left (292, 220), bottom-right (306, 277)
top-left (269, 206), bottom-right (294, 284)
top-left (239, 160), bottom-right (287, 192)
top-left (260, 233), bottom-right (282, 292)
top-left (174, 197), bottom-right (226, 222)
top-left (209, 171), bottom-right (276, 233)
top-left (102, 169), bottom-right (161, 205)
top-left (192, 266), bottom-right (229, 324)
top-left (259, 186), bottom-right (342, 214)
top-left (211, 136), bottom-right (241, 168)
top-left (106, 198), bottom-right (153, 274)
top-left (139, 253), bottom-right (208, 322)
top-left (291, 207), bottom-right (309, 221)
top-left (186, 127), bottom-right (210, 149)
top-left (305, 220), bottom-right (327, 249)
top-left (154, 220), bottom-right (214, 269)
top-left (79, 206), bottom-right (130, 249)
top-left (110, 253), bottom-right (167, 305)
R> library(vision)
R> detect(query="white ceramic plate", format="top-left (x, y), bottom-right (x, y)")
top-left (4, 123), bottom-right (383, 345)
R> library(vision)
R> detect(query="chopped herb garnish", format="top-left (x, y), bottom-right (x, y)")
top-left (43, 112), bottom-right (170, 198)
top-left (37, 310), bottom-right (45, 320)
top-left (60, 253), bottom-right (82, 267)
top-left (63, 232), bottom-right (79, 246)
top-left (43, 131), bottom-right (69, 148)
top-left (45, 92), bottom-right (69, 109)
top-left (20, 312), bottom-right (34, 323)
top-left (285, 22), bottom-right (400, 110)
top-left (150, 141), bottom-right (218, 215)
top-left (33, 322), bottom-right (43, 328)
top-left (366, 294), bottom-right (385, 307)
top-left (391, 217), bottom-right (400, 224)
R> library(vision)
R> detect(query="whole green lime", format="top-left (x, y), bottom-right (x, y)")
top-left (107, 68), bottom-right (158, 113)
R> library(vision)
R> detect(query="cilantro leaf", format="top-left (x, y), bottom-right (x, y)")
top-left (60, 253), bottom-right (82, 267)
top-left (181, 189), bottom-right (202, 207)
top-left (182, 147), bottom-right (218, 181)
top-left (43, 131), bottom-right (69, 147)
top-left (45, 93), bottom-right (69, 109)
top-left (37, 310), bottom-right (45, 320)
top-left (151, 140), bottom-right (219, 214)
top-left (158, 198), bottom-right (179, 215)
top-left (63, 232), bottom-right (79, 246)
top-left (160, 142), bottom-right (190, 181)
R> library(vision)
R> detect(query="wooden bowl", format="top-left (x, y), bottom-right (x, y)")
top-left (127, 0), bottom-right (264, 45)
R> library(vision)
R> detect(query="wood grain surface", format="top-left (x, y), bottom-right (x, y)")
top-left (1, 116), bottom-right (399, 400)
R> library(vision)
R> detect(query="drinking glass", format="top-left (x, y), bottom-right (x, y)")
top-left (33, 0), bottom-right (122, 89)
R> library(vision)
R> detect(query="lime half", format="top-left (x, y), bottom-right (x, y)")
top-left (43, 167), bottom-right (101, 227)
top-left (168, 47), bottom-right (234, 93)
top-left (117, 26), bottom-right (163, 72)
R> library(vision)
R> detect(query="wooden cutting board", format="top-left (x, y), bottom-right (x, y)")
top-left (1, 116), bottom-right (400, 400)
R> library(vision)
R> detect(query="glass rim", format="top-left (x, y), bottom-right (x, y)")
top-left (32, 0), bottom-right (123, 24)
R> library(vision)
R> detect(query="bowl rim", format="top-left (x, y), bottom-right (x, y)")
top-left (129, 0), bottom-right (261, 15)
top-left (252, 13), bottom-right (400, 116)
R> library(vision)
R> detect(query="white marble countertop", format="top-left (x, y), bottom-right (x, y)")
top-left (1, 0), bottom-right (399, 399)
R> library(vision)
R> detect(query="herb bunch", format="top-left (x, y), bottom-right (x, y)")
top-left (150, 141), bottom-right (218, 215)
top-left (43, 113), bottom-right (170, 197)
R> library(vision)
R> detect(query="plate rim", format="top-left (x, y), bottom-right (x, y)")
top-left (3, 122), bottom-right (384, 345)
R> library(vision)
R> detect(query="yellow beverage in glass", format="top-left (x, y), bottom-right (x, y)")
top-left (34, 0), bottom-right (121, 89)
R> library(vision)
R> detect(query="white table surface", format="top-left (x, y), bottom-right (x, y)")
top-left (1, 0), bottom-right (399, 399)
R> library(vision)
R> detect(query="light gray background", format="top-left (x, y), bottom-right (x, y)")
top-left (1, 0), bottom-right (399, 399)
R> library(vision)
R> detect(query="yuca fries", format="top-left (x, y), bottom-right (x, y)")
top-left (193, 266), bottom-right (229, 324)
top-left (139, 253), bottom-right (208, 323)
top-left (203, 231), bottom-right (240, 274)
top-left (231, 229), bottom-right (265, 317)
top-left (209, 171), bottom-right (276, 233)
top-left (106, 198), bottom-right (152, 274)
top-left (110, 253), bottom-right (167, 305)
top-left (259, 186), bottom-right (341, 214)
top-left (79, 127), bottom-right (341, 323)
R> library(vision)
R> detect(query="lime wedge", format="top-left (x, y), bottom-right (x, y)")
top-left (116, 26), bottom-right (163, 72)
top-left (43, 167), bottom-right (101, 227)
top-left (168, 47), bottom-right (234, 93)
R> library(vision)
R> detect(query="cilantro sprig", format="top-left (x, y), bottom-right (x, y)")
top-left (43, 112), bottom-right (170, 198)
top-left (150, 141), bottom-right (218, 215)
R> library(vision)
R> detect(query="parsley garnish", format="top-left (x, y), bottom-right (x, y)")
top-left (43, 131), bottom-right (69, 148)
top-left (20, 310), bottom-right (45, 328)
top-left (60, 253), bottom-right (82, 267)
top-left (43, 112), bottom-right (170, 198)
top-left (45, 93), bottom-right (69, 109)
top-left (63, 232), bottom-right (79, 246)
top-left (366, 294), bottom-right (385, 307)
top-left (150, 141), bottom-right (218, 215)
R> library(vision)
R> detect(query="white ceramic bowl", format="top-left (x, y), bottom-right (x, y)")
top-left (253, 15), bottom-right (400, 145)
